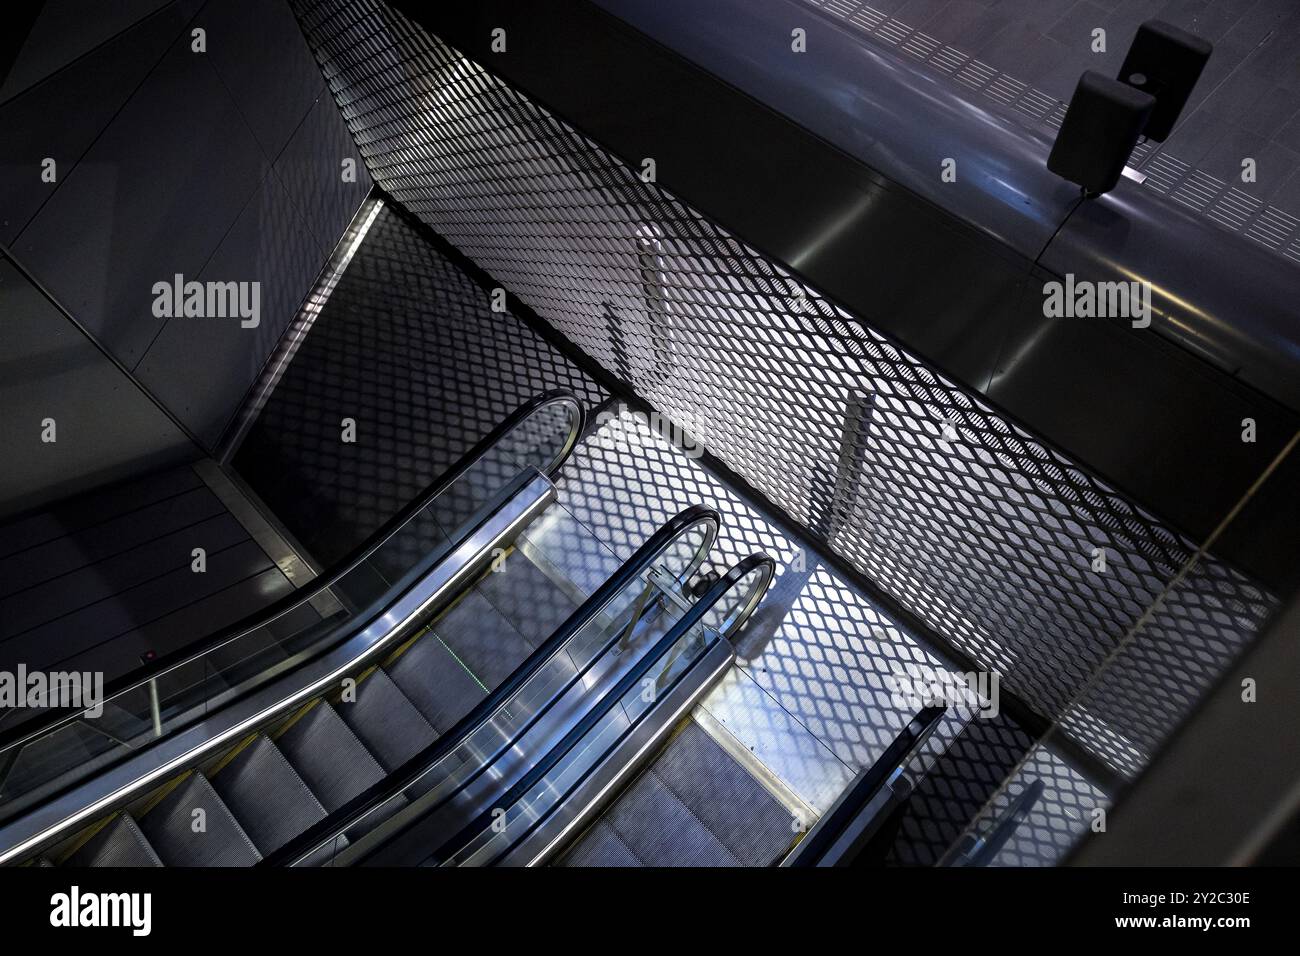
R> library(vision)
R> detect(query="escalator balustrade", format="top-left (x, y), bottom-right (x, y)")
top-left (0, 393), bottom-right (589, 865)
top-left (19, 498), bottom-right (725, 868)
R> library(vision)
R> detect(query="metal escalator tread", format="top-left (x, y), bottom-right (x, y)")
top-left (559, 819), bottom-right (644, 867)
top-left (273, 701), bottom-right (386, 812)
top-left (67, 813), bottom-right (162, 867)
top-left (476, 554), bottom-right (580, 645)
top-left (138, 772), bottom-right (261, 866)
top-left (647, 721), bottom-right (795, 864)
top-left (210, 735), bottom-right (328, 855)
top-left (386, 631), bottom-right (487, 732)
top-left (338, 667), bottom-right (439, 771)
top-left (561, 721), bottom-right (794, 868)
top-left (434, 588), bottom-right (535, 688)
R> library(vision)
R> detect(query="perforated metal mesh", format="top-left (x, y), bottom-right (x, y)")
top-left (234, 203), bottom-right (604, 565)
top-left (885, 713), bottom-right (1106, 867)
top-left (288, 0), bottom-right (1274, 779)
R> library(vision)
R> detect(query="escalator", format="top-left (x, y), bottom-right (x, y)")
top-left (551, 708), bottom-right (949, 868)
top-left (0, 392), bottom-right (589, 864)
top-left (254, 551), bottom-right (783, 867)
top-left (260, 504), bottom-right (737, 866)
top-left (39, 500), bottom-right (723, 868)
top-left (0, 388), bottom-right (776, 869)
top-left (1, 386), bottom-right (954, 869)
top-left (409, 567), bottom-right (948, 869)
top-left (212, 511), bottom-right (949, 869)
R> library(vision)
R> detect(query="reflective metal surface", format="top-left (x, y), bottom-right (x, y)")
top-left (501, 639), bottom-right (736, 867)
top-left (272, 506), bottom-right (719, 865)
top-left (782, 703), bottom-right (946, 866)
top-left (444, 555), bottom-right (774, 868)
top-left (594, 0), bottom-right (1078, 260)
top-left (356, 596), bottom-right (698, 866)
top-left (594, 0), bottom-right (1300, 412)
top-left (325, 554), bottom-right (709, 866)
top-left (335, 554), bottom-right (774, 867)
top-left (1041, 186), bottom-right (1300, 410)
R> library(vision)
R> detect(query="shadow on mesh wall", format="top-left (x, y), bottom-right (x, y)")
top-left (231, 205), bottom-right (605, 565)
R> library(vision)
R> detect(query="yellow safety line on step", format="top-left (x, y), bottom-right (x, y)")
top-left (54, 813), bottom-right (116, 864)
top-left (207, 732), bottom-right (260, 776)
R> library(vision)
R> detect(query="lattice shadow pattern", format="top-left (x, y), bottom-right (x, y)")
top-left (560, 403), bottom-right (958, 779)
top-left (233, 204), bottom-right (605, 565)
top-left (289, 0), bottom-right (1274, 781)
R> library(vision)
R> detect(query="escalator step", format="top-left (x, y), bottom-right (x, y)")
top-left (66, 813), bottom-right (162, 867)
top-left (646, 721), bottom-right (795, 865)
top-left (560, 819), bottom-right (644, 867)
top-left (210, 735), bottom-right (327, 855)
top-left (386, 632), bottom-right (486, 732)
top-left (273, 701), bottom-right (385, 812)
top-left (562, 721), bottom-right (794, 868)
top-left (476, 554), bottom-right (580, 645)
top-left (337, 667), bottom-right (438, 772)
top-left (569, 772), bottom-right (740, 867)
top-left (434, 589), bottom-right (534, 688)
top-left (138, 772), bottom-right (261, 866)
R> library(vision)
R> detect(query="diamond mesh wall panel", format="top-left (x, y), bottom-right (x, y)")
top-left (886, 713), bottom-right (1033, 867)
top-left (288, 0), bottom-right (1275, 777)
top-left (234, 204), bottom-right (605, 565)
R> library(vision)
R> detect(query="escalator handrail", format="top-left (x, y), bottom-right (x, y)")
top-left (0, 470), bottom-right (556, 863)
top-left (264, 503), bottom-right (722, 866)
top-left (783, 703), bottom-right (947, 867)
top-left (0, 390), bottom-right (585, 758)
top-left (418, 551), bottom-right (775, 868)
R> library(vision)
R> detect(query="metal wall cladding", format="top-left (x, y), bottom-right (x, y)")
top-left (289, 0), bottom-right (1274, 779)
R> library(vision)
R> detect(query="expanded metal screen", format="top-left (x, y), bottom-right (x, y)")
top-left (288, 0), bottom-right (1274, 779)
top-left (234, 203), bottom-right (605, 565)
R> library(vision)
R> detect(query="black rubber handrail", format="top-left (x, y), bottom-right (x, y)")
top-left (413, 551), bottom-right (776, 869)
top-left (0, 390), bottom-right (584, 758)
top-left (785, 702), bottom-right (947, 867)
top-left (264, 502), bottom-right (721, 866)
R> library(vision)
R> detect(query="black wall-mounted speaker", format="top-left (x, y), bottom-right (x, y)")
top-left (1047, 71), bottom-right (1156, 195)
top-left (1118, 20), bottom-right (1213, 142)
